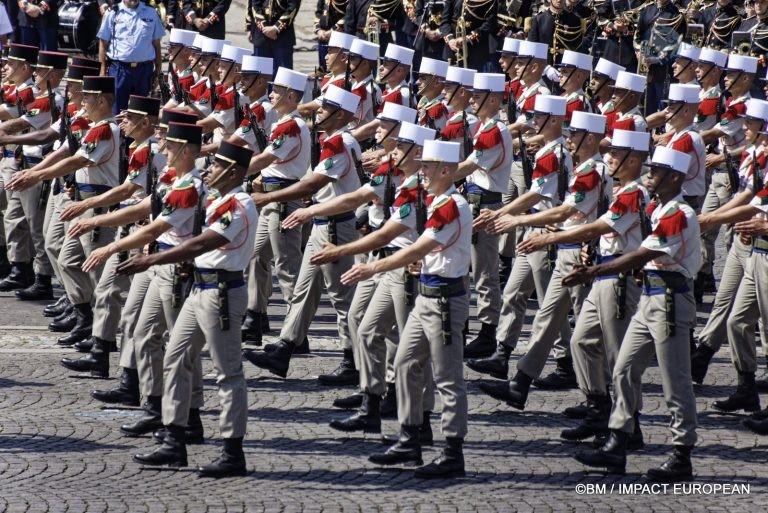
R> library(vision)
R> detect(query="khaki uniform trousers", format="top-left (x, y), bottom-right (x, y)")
top-left (279, 220), bottom-right (358, 348)
top-left (471, 200), bottom-right (502, 325)
top-left (700, 171), bottom-right (733, 276)
top-left (516, 247), bottom-right (587, 379)
top-left (726, 250), bottom-right (768, 373)
top-left (1, 157), bottom-right (52, 274)
top-left (572, 276), bottom-right (641, 396)
top-left (118, 269), bottom-right (152, 370)
top-left (162, 284), bottom-right (248, 438)
top-left (358, 268), bottom-right (436, 411)
top-left (395, 291), bottom-right (469, 437)
top-left (44, 190), bottom-right (71, 282)
top-left (247, 200), bottom-right (303, 314)
top-left (57, 208), bottom-right (117, 304)
top-left (698, 237), bottom-right (767, 352)
top-left (91, 228), bottom-right (138, 341)
top-left (499, 160), bottom-right (530, 258)
top-left (133, 263), bottom-right (203, 409)
top-left (497, 227), bottom-right (571, 351)
top-left (608, 288), bottom-right (698, 446)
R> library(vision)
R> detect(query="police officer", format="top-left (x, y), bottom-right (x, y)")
top-left (97, 0), bottom-right (165, 114)
top-left (570, 147), bottom-right (701, 483)
top-left (247, 0), bottom-right (300, 71)
top-left (183, 0), bottom-right (230, 39)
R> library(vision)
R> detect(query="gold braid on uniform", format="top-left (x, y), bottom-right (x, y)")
top-left (752, 21), bottom-right (768, 66)
top-left (705, 14), bottom-right (741, 48)
top-left (552, 13), bottom-right (583, 59)
top-left (458, 0), bottom-right (495, 44)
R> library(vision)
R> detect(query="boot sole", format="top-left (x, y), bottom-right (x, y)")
top-left (712, 404), bottom-right (761, 414)
top-left (133, 458), bottom-right (188, 468)
top-left (198, 468), bottom-right (248, 478)
top-left (645, 472), bottom-right (693, 483)
top-left (242, 353), bottom-right (289, 378)
top-left (574, 456), bottom-right (626, 475)
top-left (369, 458), bottom-right (423, 467)
top-left (329, 422), bottom-right (382, 434)
top-left (413, 468), bottom-right (466, 479)
top-left (465, 364), bottom-right (508, 380)
top-left (121, 426), bottom-right (163, 437)
top-left (560, 429), bottom-right (608, 442)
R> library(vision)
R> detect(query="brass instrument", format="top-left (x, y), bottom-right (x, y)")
top-left (365, 18), bottom-right (381, 45)
top-left (737, 40), bottom-right (753, 55)
top-left (687, 23), bottom-right (704, 47)
top-left (731, 31), bottom-right (754, 55)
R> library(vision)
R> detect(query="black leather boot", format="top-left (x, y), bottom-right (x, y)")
top-left (756, 358), bottom-right (768, 393)
top-left (382, 411), bottom-right (434, 446)
top-left (60, 337), bottom-right (110, 377)
top-left (0, 262), bottom-right (34, 291)
top-left (15, 274), bottom-right (53, 300)
top-left (261, 312), bottom-right (271, 333)
top-left (241, 309), bottom-right (263, 346)
top-left (0, 247), bottom-right (10, 280)
top-left (91, 367), bottom-right (140, 406)
top-left (74, 337), bottom-right (117, 353)
top-left (414, 436), bottom-right (465, 479)
top-left (15, 270), bottom-right (50, 301)
top-left (561, 394), bottom-right (611, 441)
top-left (690, 343), bottom-right (716, 385)
top-left (563, 400), bottom-right (590, 420)
top-left (478, 371), bottom-right (532, 410)
top-left (463, 323), bottom-right (498, 359)
top-left (48, 307), bottom-right (76, 332)
top-left (57, 303), bottom-right (93, 346)
top-left (318, 349), bottom-right (359, 386)
top-left (43, 294), bottom-right (69, 317)
top-left (369, 424), bottom-right (422, 466)
top-left (264, 336), bottom-right (310, 355)
top-left (379, 382), bottom-right (397, 418)
top-left (154, 408), bottom-right (205, 445)
top-left (332, 391), bottom-right (364, 409)
top-left (712, 371), bottom-right (761, 413)
top-left (133, 424), bottom-right (187, 468)
top-left (121, 395), bottom-right (163, 436)
top-left (243, 340), bottom-right (293, 378)
top-left (533, 356), bottom-right (578, 390)
top-left (329, 392), bottom-right (381, 433)
top-left (466, 343), bottom-right (511, 380)
top-left (198, 437), bottom-right (247, 478)
top-left (593, 412), bottom-right (645, 451)
top-left (646, 445), bottom-right (693, 482)
top-left (743, 416), bottom-right (768, 435)
top-left (574, 429), bottom-right (628, 474)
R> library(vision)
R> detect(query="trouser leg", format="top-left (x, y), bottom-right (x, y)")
top-left (471, 206), bottom-right (502, 325)
top-left (119, 270), bottom-right (152, 370)
top-left (45, 192), bottom-right (70, 282)
top-left (395, 297), bottom-right (430, 427)
top-left (726, 255), bottom-right (760, 373)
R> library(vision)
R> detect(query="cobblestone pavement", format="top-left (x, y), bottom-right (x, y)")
top-left (1, 260), bottom-right (767, 512)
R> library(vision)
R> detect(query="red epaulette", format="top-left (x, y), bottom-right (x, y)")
top-left (379, 89), bottom-right (403, 113)
top-left (723, 100), bottom-right (747, 121)
top-left (209, 196), bottom-right (237, 224)
top-left (372, 159), bottom-right (392, 177)
top-left (164, 180), bottom-right (200, 209)
top-left (426, 102), bottom-right (447, 121)
top-left (570, 168), bottom-right (601, 192)
top-left (352, 84), bottom-right (368, 101)
top-left (613, 117), bottom-right (635, 131)
top-left (82, 123), bottom-right (113, 143)
top-left (474, 124), bottom-right (501, 151)
top-left (565, 98), bottom-right (585, 122)
top-left (127, 145), bottom-right (150, 174)
top-left (393, 183), bottom-right (423, 207)
top-left (71, 116), bottom-right (90, 132)
top-left (319, 133), bottom-right (345, 161)
top-left (67, 103), bottom-right (78, 115)
top-left (670, 133), bottom-right (693, 154)
top-left (522, 94), bottom-right (538, 113)
top-left (425, 198), bottom-right (459, 229)
top-left (269, 118), bottom-right (300, 140)
top-left (652, 207), bottom-right (687, 237)
top-left (18, 87), bottom-right (35, 107)
top-left (698, 97), bottom-right (719, 117)
top-left (160, 168), bottom-right (177, 184)
top-left (646, 199), bottom-right (659, 216)
top-left (440, 118), bottom-right (464, 140)
top-left (605, 110), bottom-right (619, 136)
top-left (532, 151), bottom-right (559, 179)
top-left (26, 96), bottom-right (53, 114)
top-left (251, 103), bottom-right (266, 123)
top-left (214, 90), bottom-right (235, 111)
top-left (609, 188), bottom-right (643, 215)
top-left (178, 74), bottom-right (195, 91)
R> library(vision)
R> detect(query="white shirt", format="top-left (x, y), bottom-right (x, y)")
top-left (599, 179), bottom-right (650, 257)
top-left (641, 194), bottom-right (702, 279)
top-left (666, 125), bottom-right (706, 197)
top-left (421, 186), bottom-right (472, 278)
top-left (157, 168), bottom-right (207, 247)
top-left (312, 128), bottom-right (362, 204)
top-left (75, 119), bottom-right (121, 188)
top-left (262, 112), bottom-right (311, 181)
top-left (466, 117), bottom-right (513, 194)
top-left (562, 154), bottom-right (611, 230)
top-left (529, 137), bottom-right (573, 212)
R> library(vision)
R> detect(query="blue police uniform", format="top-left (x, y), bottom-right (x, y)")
top-left (97, 1), bottom-right (165, 114)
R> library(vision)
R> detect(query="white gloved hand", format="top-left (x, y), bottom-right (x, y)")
top-left (544, 65), bottom-right (561, 82)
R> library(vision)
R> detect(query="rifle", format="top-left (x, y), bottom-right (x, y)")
top-left (310, 70), bottom-right (321, 169)
top-left (158, 71), bottom-right (172, 104)
top-left (208, 77), bottom-right (219, 110)
top-left (584, 164), bottom-right (609, 266)
top-left (246, 104), bottom-right (268, 153)
top-left (754, 147), bottom-right (764, 193)
top-left (146, 149), bottom-right (162, 253)
top-left (352, 148), bottom-right (367, 184)
top-left (725, 148), bottom-right (739, 196)
top-left (519, 131), bottom-right (533, 189)
top-left (47, 80), bottom-right (60, 123)
top-left (344, 54), bottom-right (352, 90)
top-left (38, 80), bottom-right (60, 209)
top-left (370, 79), bottom-right (379, 120)
top-left (461, 112), bottom-right (472, 160)
top-left (234, 90), bottom-right (243, 129)
top-left (383, 155), bottom-right (395, 220)
top-left (169, 61), bottom-right (183, 104)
